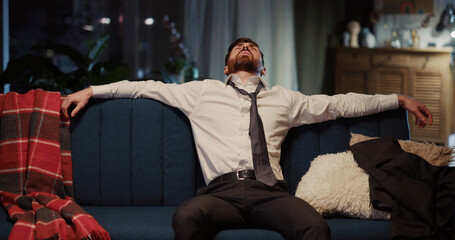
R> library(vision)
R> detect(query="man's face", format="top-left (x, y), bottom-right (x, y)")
top-left (225, 42), bottom-right (264, 76)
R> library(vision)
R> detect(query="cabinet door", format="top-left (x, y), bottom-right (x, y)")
top-left (408, 70), bottom-right (445, 143)
top-left (335, 51), bottom-right (370, 94)
top-left (337, 68), bottom-right (370, 93)
top-left (371, 67), bottom-right (409, 95)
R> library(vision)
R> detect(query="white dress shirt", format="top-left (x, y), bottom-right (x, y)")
top-left (91, 74), bottom-right (398, 184)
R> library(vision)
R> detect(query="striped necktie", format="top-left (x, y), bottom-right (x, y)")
top-left (229, 80), bottom-right (278, 187)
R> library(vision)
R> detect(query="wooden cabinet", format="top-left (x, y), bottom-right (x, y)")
top-left (335, 47), bottom-right (454, 145)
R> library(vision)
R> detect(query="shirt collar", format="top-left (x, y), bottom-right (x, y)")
top-left (225, 74), bottom-right (269, 89)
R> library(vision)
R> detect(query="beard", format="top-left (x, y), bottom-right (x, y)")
top-left (228, 54), bottom-right (262, 75)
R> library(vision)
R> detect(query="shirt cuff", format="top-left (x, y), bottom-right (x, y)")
top-left (91, 85), bottom-right (112, 98)
top-left (380, 93), bottom-right (399, 111)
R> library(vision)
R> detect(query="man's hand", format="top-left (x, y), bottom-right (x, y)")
top-left (397, 95), bottom-right (433, 128)
top-left (61, 87), bottom-right (93, 118)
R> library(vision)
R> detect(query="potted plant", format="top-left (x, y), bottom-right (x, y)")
top-left (0, 35), bottom-right (131, 94)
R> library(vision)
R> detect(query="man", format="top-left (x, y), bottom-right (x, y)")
top-left (62, 38), bottom-right (432, 240)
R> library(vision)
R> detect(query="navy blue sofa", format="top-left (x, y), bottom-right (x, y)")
top-left (0, 98), bottom-right (411, 240)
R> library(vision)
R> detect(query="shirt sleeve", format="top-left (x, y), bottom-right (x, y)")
top-left (91, 80), bottom-right (203, 116)
top-left (288, 91), bottom-right (399, 127)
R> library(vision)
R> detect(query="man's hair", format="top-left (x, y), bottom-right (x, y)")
top-left (224, 38), bottom-right (265, 67)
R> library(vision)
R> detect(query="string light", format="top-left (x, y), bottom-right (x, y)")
top-left (99, 17), bottom-right (111, 24)
top-left (144, 18), bottom-right (154, 26)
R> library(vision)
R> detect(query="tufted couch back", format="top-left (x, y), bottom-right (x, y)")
top-left (71, 98), bottom-right (409, 206)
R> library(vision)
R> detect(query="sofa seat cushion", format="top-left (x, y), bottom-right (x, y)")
top-left (0, 207), bottom-right (13, 240)
top-left (82, 206), bottom-right (178, 240)
top-left (215, 218), bottom-right (390, 240)
top-left (326, 218), bottom-right (390, 240)
top-left (83, 206), bottom-right (287, 240)
top-left (2, 205), bottom-right (391, 240)
top-left (215, 229), bottom-right (284, 239)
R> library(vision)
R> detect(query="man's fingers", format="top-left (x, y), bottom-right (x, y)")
top-left (415, 115), bottom-right (425, 128)
top-left (398, 95), bottom-right (433, 129)
top-left (62, 104), bottom-right (69, 118)
top-left (61, 99), bottom-right (72, 118)
top-left (62, 97), bottom-right (78, 118)
top-left (71, 104), bottom-right (83, 118)
top-left (421, 107), bottom-right (433, 125)
top-left (61, 88), bottom-right (93, 118)
top-left (416, 106), bottom-right (433, 128)
top-left (416, 113), bottom-right (433, 128)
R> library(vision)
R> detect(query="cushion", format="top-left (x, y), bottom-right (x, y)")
top-left (295, 151), bottom-right (390, 220)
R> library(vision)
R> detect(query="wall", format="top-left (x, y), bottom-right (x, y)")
top-left (373, 0), bottom-right (454, 48)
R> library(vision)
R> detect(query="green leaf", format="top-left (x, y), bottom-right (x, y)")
top-left (158, 69), bottom-right (181, 84)
top-left (61, 69), bottom-right (88, 91)
top-left (90, 61), bottom-right (131, 85)
top-left (30, 44), bottom-right (86, 69)
top-left (86, 35), bottom-right (109, 70)
top-left (163, 57), bottom-right (185, 74)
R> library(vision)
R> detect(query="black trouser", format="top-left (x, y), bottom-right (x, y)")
top-left (172, 179), bottom-right (330, 240)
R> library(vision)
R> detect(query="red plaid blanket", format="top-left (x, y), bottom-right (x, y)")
top-left (0, 90), bottom-right (110, 240)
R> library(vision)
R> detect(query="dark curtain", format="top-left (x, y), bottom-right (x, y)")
top-left (294, 0), bottom-right (373, 94)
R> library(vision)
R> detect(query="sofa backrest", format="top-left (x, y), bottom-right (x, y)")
top-left (71, 99), bottom-right (201, 207)
top-left (71, 98), bottom-right (409, 206)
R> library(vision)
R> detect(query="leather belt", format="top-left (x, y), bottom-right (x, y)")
top-left (209, 170), bottom-right (256, 185)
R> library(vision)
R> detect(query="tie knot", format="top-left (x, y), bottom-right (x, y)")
top-left (229, 80), bottom-right (263, 101)
top-left (249, 93), bottom-right (257, 101)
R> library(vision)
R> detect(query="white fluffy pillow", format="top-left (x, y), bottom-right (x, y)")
top-left (295, 151), bottom-right (390, 220)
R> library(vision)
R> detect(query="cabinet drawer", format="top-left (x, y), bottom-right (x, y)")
top-left (372, 54), bottom-right (410, 66)
top-left (410, 55), bottom-right (449, 69)
top-left (336, 53), bottom-right (370, 68)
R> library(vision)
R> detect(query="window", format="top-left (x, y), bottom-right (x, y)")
top-left (5, 0), bottom-right (184, 93)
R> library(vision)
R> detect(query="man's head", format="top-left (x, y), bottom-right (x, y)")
top-left (224, 38), bottom-right (266, 76)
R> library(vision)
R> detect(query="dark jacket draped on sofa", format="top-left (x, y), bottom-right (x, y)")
top-left (351, 138), bottom-right (455, 240)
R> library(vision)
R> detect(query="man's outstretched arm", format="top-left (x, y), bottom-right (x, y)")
top-left (288, 91), bottom-right (432, 129)
top-left (62, 80), bottom-right (203, 118)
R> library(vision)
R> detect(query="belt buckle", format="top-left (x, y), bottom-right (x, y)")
top-left (236, 170), bottom-right (246, 180)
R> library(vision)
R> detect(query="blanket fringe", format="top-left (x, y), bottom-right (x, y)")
top-left (82, 230), bottom-right (111, 240)
top-left (43, 233), bottom-right (60, 240)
